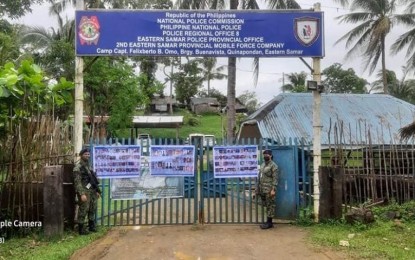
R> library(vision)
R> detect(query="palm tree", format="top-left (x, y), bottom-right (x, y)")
top-left (281, 72), bottom-right (308, 93)
top-left (383, 66), bottom-right (415, 141)
top-left (391, 1), bottom-right (415, 74)
top-left (372, 68), bottom-right (415, 103)
top-left (19, 4), bottom-right (75, 81)
top-left (196, 57), bottom-right (227, 97)
top-left (335, 0), bottom-right (413, 94)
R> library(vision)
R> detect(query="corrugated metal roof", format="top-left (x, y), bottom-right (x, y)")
top-left (132, 116), bottom-right (183, 128)
top-left (190, 97), bottom-right (219, 105)
top-left (243, 93), bottom-right (415, 145)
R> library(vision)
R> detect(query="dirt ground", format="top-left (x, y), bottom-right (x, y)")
top-left (70, 224), bottom-right (346, 260)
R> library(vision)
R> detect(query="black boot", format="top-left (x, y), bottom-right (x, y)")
top-left (88, 220), bottom-right (97, 232)
top-left (260, 217), bottom-right (274, 229)
top-left (78, 223), bottom-right (89, 235)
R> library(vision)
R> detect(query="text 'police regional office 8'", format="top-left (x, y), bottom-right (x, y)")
top-left (107, 12), bottom-right (291, 57)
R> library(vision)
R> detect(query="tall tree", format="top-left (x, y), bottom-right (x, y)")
top-left (0, 20), bottom-right (20, 66)
top-left (372, 68), bottom-right (415, 103)
top-left (391, 1), bottom-right (415, 74)
top-left (227, 0), bottom-right (238, 143)
top-left (173, 58), bottom-right (204, 106)
top-left (83, 57), bottom-right (161, 136)
top-left (0, 0), bottom-right (45, 19)
top-left (335, 0), bottom-right (413, 94)
top-left (322, 63), bottom-right (368, 93)
top-left (19, 7), bottom-right (75, 81)
top-left (281, 71), bottom-right (308, 93)
top-left (197, 57), bottom-right (227, 97)
top-left (237, 90), bottom-right (261, 115)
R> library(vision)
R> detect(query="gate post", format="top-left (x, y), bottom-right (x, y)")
top-left (43, 165), bottom-right (64, 238)
top-left (319, 166), bottom-right (344, 220)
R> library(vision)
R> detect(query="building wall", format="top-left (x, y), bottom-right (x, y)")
top-left (193, 104), bottom-right (219, 114)
top-left (238, 123), bottom-right (261, 139)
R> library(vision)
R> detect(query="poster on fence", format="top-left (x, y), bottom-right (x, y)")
top-left (213, 145), bottom-right (259, 178)
top-left (93, 145), bottom-right (141, 178)
top-left (110, 156), bottom-right (184, 200)
top-left (150, 145), bottom-right (195, 177)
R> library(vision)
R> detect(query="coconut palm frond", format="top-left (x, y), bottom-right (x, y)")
top-left (391, 28), bottom-right (415, 55)
top-left (267, 0), bottom-right (300, 9)
top-left (399, 121), bottom-right (415, 141)
top-left (331, 0), bottom-right (350, 7)
top-left (243, 0), bottom-right (260, 9)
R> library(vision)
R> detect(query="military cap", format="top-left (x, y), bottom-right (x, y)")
top-left (79, 148), bottom-right (90, 156)
top-left (263, 149), bottom-right (272, 155)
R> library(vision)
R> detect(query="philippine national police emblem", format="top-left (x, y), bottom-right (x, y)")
top-left (294, 17), bottom-right (320, 47)
top-left (78, 16), bottom-right (101, 45)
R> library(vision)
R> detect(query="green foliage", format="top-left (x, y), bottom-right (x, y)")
top-left (83, 57), bottom-right (160, 135)
top-left (322, 63), bottom-right (368, 94)
top-left (198, 87), bottom-right (227, 107)
top-left (0, 60), bottom-right (74, 118)
top-left (187, 116), bottom-right (200, 126)
top-left (296, 207), bottom-right (315, 226)
top-left (281, 72), bottom-right (309, 93)
top-left (0, 0), bottom-right (44, 19)
top-left (308, 220), bottom-right (415, 259)
top-left (236, 113), bottom-right (247, 130)
top-left (0, 227), bottom-right (110, 260)
top-left (19, 16), bottom-right (75, 82)
top-left (305, 201), bottom-right (415, 259)
top-left (335, 0), bottom-right (410, 92)
top-left (197, 57), bottom-right (227, 96)
top-left (371, 69), bottom-right (415, 104)
top-left (237, 90), bottom-right (261, 115)
top-left (371, 200), bottom-right (415, 222)
top-left (133, 109), bottom-right (223, 139)
top-left (391, 2), bottom-right (415, 74)
top-left (0, 20), bottom-right (20, 66)
top-left (173, 58), bottom-right (203, 106)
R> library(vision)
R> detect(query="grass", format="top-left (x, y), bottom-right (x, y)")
top-left (305, 219), bottom-right (415, 259)
top-left (139, 111), bottom-right (224, 140)
top-left (0, 228), bottom-right (109, 260)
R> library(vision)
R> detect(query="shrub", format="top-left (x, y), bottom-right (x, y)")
top-left (187, 117), bottom-right (200, 126)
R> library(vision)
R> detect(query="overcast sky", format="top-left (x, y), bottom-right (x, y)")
top-left (17, 0), bottom-right (411, 104)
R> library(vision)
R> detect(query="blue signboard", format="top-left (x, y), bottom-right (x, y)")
top-left (76, 10), bottom-right (324, 57)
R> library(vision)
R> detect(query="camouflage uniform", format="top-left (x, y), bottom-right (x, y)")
top-left (258, 160), bottom-right (279, 218)
top-left (73, 159), bottom-right (100, 233)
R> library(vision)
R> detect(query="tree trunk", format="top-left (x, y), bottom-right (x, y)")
top-left (226, 0), bottom-right (238, 144)
top-left (207, 79), bottom-right (211, 97)
top-left (381, 35), bottom-right (388, 94)
top-left (227, 57), bottom-right (236, 144)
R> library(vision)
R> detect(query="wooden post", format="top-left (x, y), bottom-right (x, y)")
top-left (43, 165), bottom-right (64, 238)
top-left (62, 164), bottom-right (76, 230)
top-left (319, 166), bottom-right (344, 220)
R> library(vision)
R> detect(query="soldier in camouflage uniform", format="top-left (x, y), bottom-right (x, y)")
top-left (256, 149), bottom-right (279, 229)
top-left (73, 148), bottom-right (101, 235)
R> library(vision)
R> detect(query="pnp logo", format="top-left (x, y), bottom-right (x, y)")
top-left (294, 17), bottom-right (320, 47)
top-left (78, 16), bottom-right (100, 45)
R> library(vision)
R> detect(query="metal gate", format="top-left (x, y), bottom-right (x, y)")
top-left (94, 138), bottom-right (312, 226)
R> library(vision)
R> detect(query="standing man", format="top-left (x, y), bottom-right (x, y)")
top-left (256, 149), bottom-right (279, 229)
top-left (73, 148), bottom-right (101, 235)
